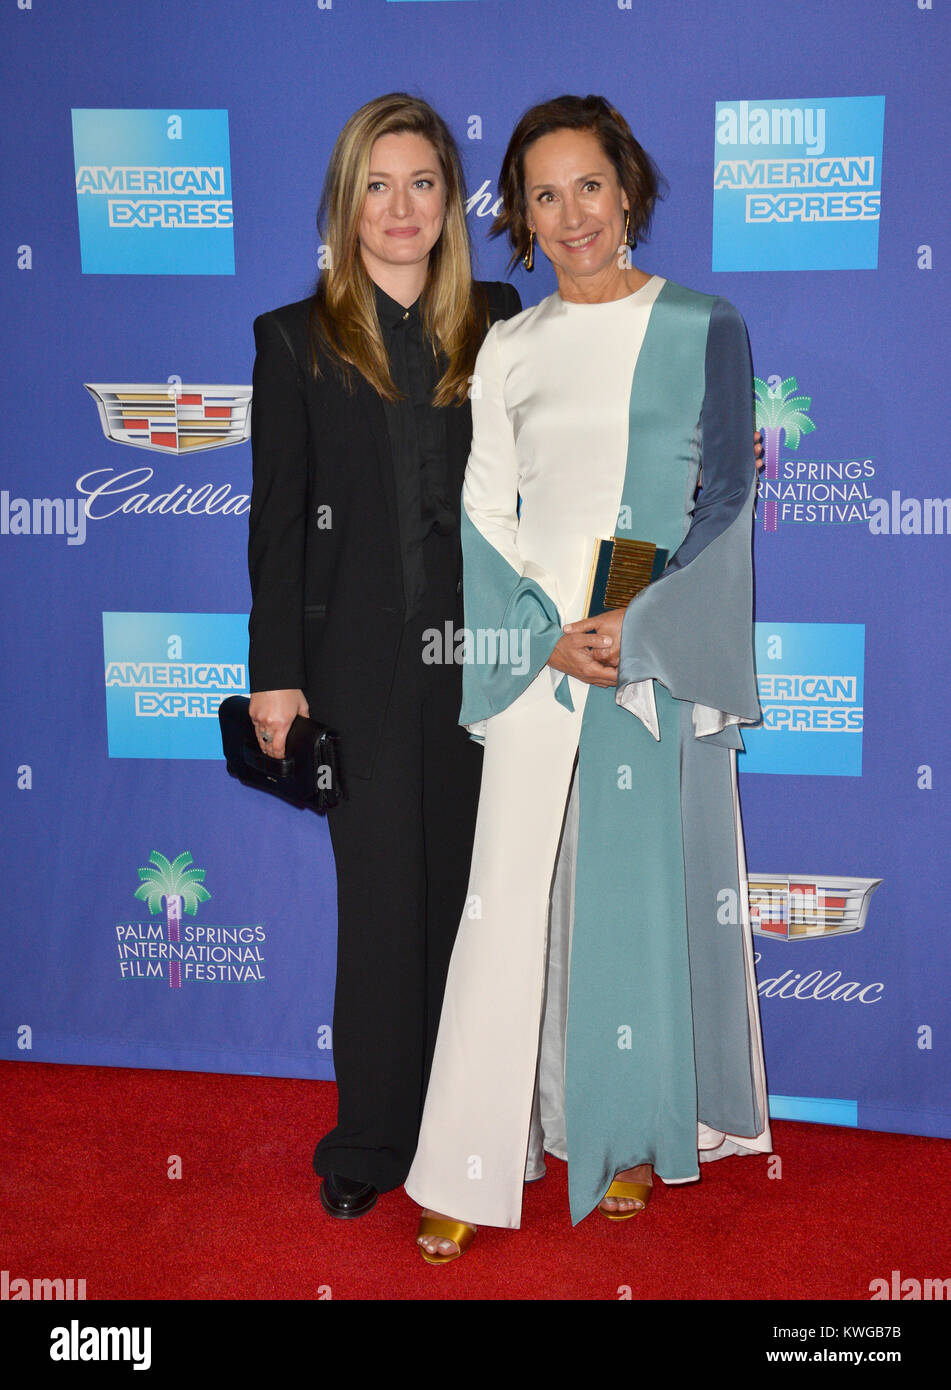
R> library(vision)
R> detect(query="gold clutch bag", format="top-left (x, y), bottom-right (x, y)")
top-left (582, 536), bottom-right (669, 619)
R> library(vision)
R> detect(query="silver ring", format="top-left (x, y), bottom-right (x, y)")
top-left (261, 731), bottom-right (273, 744)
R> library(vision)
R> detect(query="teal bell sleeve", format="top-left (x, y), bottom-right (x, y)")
top-left (616, 296), bottom-right (762, 747)
top-left (458, 323), bottom-right (567, 735)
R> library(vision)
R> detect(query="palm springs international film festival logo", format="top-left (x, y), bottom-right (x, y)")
top-left (754, 375), bottom-right (876, 534)
top-left (80, 381), bottom-right (251, 520)
top-left (103, 612), bottom-right (249, 759)
top-left (713, 97), bottom-right (885, 271)
top-left (118, 850), bottom-right (265, 989)
top-left (71, 109), bottom-right (234, 275)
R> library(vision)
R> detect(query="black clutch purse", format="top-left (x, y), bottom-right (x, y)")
top-left (218, 695), bottom-right (344, 812)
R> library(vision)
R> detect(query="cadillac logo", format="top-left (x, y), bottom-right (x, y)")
top-left (749, 874), bottom-right (881, 942)
top-left (85, 383), bottom-right (252, 455)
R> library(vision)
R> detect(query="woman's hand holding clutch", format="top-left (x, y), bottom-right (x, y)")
top-left (249, 688), bottom-right (310, 759)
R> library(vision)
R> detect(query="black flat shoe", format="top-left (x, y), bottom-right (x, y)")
top-left (319, 1172), bottom-right (378, 1220)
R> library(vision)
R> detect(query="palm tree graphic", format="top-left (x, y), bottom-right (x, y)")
top-left (754, 376), bottom-right (816, 533)
top-left (134, 851), bottom-right (211, 989)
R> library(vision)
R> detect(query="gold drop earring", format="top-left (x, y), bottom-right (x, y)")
top-left (523, 228), bottom-right (535, 272)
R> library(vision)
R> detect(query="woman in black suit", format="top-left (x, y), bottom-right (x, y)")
top-left (247, 93), bottom-right (520, 1219)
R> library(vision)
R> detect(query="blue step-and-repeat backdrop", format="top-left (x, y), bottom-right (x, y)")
top-left (2, 0), bottom-right (948, 1142)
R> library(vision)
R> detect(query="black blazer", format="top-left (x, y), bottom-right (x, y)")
top-left (248, 280), bottom-right (522, 780)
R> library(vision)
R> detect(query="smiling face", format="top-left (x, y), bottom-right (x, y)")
top-left (522, 126), bottom-right (630, 293)
top-left (357, 130), bottom-right (447, 286)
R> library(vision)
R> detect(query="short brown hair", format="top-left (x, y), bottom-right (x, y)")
top-left (492, 94), bottom-right (665, 268)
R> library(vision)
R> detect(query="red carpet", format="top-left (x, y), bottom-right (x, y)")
top-left (2, 1060), bottom-right (948, 1302)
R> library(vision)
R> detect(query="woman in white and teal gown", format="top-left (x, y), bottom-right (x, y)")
top-left (406, 96), bottom-right (772, 1258)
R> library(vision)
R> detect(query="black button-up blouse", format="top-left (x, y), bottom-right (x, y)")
top-left (374, 282), bottom-right (456, 620)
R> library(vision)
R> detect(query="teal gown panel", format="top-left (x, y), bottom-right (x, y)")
top-left (564, 284), bottom-right (764, 1222)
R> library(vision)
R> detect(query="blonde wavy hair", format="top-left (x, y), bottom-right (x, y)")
top-left (309, 92), bottom-right (487, 406)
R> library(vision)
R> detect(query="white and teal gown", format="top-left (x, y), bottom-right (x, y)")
top-left (404, 276), bottom-right (772, 1229)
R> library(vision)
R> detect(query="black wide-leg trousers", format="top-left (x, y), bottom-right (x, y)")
top-left (313, 551), bottom-right (483, 1192)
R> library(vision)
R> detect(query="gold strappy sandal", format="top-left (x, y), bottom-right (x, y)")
top-left (599, 1178), bottom-right (652, 1221)
top-left (416, 1216), bottom-right (476, 1265)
